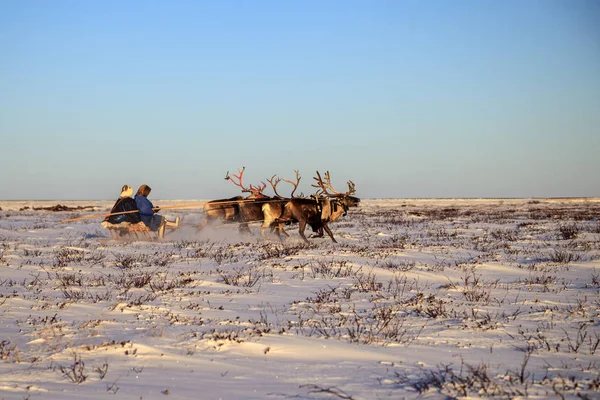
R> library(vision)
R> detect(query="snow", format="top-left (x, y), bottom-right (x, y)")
top-left (0, 198), bottom-right (599, 399)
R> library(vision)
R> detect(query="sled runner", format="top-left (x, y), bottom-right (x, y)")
top-left (100, 219), bottom-right (180, 241)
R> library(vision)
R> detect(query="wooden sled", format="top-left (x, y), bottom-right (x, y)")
top-left (100, 220), bottom-right (178, 241)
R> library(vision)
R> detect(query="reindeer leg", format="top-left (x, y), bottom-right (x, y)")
top-left (269, 221), bottom-right (278, 236)
top-left (269, 221), bottom-right (284, 241)
top-left (309, 227), bottom-right (325, 238)
top-left (197, 218), bottom-right (208, 232)
top-left (298, 220), bottom-right (310, 243)
top-left (260, 225), bottom-right (269, 237)
top-left (261, 219), bottom-right (274, 238)
top-left (322, 224), bottom-right (337, 243)
top-left (239, 223), bottom-right (252, 235)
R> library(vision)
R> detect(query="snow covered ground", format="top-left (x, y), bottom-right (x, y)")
top-left (0, 198), bottom-right (599, 399)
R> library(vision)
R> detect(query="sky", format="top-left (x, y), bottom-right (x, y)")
top-left (1, 0), bottom-right (599, 200)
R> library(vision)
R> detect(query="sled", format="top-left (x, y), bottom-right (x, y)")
top-left (100, 220), bottom-right (178, 241)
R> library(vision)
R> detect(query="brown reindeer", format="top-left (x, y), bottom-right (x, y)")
top-left (310, 172), bottom-right (360, 238)
top-left (270, 171), bottom-right (359, 243)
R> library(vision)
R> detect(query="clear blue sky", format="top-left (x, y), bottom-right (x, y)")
top-left (1, 0), bottom-right (598, 199)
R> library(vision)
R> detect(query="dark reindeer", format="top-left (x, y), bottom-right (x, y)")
top-left (271, 171), bottom-right (359, 243)
top-left (199, 167), bottom-right (270, 234)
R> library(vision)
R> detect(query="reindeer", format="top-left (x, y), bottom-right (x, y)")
top-left (261, 171), bottom-right (302, 237)
top-left (310, 172), bottom-right (360, 238)
top-left (199, 167), bottom-right (270, 234)
top-left (270, 171), bottom-right (359, 243)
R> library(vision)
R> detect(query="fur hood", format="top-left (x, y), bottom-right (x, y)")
top-left (120, 185), bottom-right (134, 198)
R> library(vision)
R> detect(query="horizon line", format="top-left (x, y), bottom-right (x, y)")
top-left (1, 196), bottom-right (599, 202)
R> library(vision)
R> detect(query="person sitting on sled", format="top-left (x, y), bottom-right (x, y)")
top-left (105, 185), bottom-right (141, 224)
top-left (134, 184), bottom-right (180, 236)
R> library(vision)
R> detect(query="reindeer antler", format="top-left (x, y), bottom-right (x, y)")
top-left (312, 171), bottom-right (354, 197)
top-left (282, 170), bottom-right (301, 198)
top-left (267, 175), bottom-right (284, 198)
top-left (226, 167), bottom-right (266, 197)
top-left (227, 167), bottom-right (248, 191)
top-left (346, 180), bottom-right (356, 196)
top-left (312, 171), bottom-right (339, 196)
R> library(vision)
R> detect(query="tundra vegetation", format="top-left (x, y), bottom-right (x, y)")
top-left (0, 198), bottom-right (599, 399)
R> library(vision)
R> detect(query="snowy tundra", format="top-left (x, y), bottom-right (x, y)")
top-left (0, 198), bottom-right (599, 399)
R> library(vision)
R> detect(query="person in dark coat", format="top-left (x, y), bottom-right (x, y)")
top-left (105, 185), bottom-right (141, 224)
top-left (134, 184), bottom-right (179, 234)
